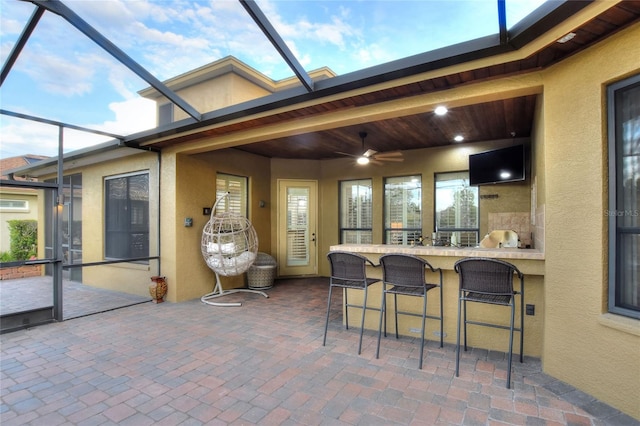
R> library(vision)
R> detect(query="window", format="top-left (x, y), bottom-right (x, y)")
top-left (435, 172), bottom-right (479, 246)
top-left (105, 172), bottom-right (149, 260)
top-left (158, 103), bottom-right (173, 126)
top-left (384, 175), bottom-right (421, 245)
top-left (216, 173), bottom-right (248, 216)
top-left (608, 74), bottom-right (640, 319)
top-left (0, 199), bottom-right (28, 211)
top-left (340, 179), bottom-right (373, 244)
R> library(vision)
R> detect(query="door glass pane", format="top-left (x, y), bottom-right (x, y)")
top-left (287, 187), bottom-right (309, 266)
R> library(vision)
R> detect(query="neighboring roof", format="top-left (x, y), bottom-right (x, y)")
top-left (4, 141), bottom-right (146, 179)
top-left (0, 155), bottom-right (49, 180)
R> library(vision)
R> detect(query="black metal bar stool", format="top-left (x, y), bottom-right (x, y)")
top-left (454, 257), bottom-right (524, 388)
top-left (324, 251), bottom-right (380, 354)
top-left (375, 253), bottom-right (443, 369)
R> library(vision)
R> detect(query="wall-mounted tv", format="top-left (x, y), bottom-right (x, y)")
top-left (469, 144), bottom-right (526, 186)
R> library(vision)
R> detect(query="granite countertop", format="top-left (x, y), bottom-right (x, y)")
top-left (329, 244), bottom-right (545, 261)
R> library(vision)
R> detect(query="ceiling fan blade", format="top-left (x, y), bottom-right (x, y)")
top-left (363, 149), bottom-right (377, 157)
top-left (372, 151), bottom-right (403, 158)
top-left (371, 150), bottom-right (404, 162)
top-left (375, 156), bottom-right (404, 162)
top-left (335, 151), bottom-right (359, 158)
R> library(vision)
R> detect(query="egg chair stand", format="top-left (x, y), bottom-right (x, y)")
top-left (200, 272), bottom-right (269, 307)
top-left (200, 193), bottom-right (269, 307)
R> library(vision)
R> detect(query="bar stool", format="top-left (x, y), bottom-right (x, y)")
top-left (375, 254), bottom-right (443, 369)
top-left (324, 251), bottom-right (380, 354)
top-left (454, 257), bottom-right (524, 388)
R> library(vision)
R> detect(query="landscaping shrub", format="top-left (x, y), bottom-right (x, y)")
top-left (7, 220), bottom-right (37, 261)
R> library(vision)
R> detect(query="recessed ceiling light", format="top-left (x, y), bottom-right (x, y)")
top-left (454, 135), bottom-right (464, 142)
top-left (556, 32), bottom-right (576, 43)
top-left (434, 106), bottom-right (448, 116)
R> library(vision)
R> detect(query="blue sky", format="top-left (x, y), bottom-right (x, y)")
top-left (0, 0), bottom-right (544, 160)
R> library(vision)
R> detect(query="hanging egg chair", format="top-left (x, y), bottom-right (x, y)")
top-left (200, 192), bottom-right (268, 306)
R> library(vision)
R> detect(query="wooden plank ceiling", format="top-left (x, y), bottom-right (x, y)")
top-left (149, 1), bottom-right (640, 160)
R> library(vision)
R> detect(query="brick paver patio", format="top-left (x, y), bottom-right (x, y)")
top-left (1, 277), bottom-right (637, 425)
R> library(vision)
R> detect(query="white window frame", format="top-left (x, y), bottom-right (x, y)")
top-left (216, 173), bottom-right (248, 217)
top-left (0, 199), bottom-right (29, 211)
top-left (384, 175), bottom-right (422, 245)
top-left (339, 179), bottom-right (373, 244)
top-left (435, 171), bottom-right (479, 247)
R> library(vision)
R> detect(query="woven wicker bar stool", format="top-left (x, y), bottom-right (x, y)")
top-left (375, 254), bottom-right (443, 369)
top-left (454, 257), bottom-right (524, 389)
top-left (324, 251), bottom-right (380, 355)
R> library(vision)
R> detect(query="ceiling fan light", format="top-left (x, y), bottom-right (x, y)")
top-left (454, 135), bottom-right (464, 142)
top-left (357, 156), bottom-right (370, 165)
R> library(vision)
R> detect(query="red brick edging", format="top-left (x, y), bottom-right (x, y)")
top-left (0, 265), bottom-right (42, 280)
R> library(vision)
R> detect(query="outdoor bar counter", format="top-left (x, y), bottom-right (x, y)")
top-left (328, 244), bottom-right (545, 357)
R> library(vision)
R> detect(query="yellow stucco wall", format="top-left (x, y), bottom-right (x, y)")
top-left (166, 73), bottom-right (272, 123)
top-left (541, 23), bottom-right (640, 418)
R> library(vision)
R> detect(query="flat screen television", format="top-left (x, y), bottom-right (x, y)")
top-left (469, 144), bottom-right (526, 186)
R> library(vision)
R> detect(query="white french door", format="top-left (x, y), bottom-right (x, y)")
top-left (277, 179), bottom-right (317, 276)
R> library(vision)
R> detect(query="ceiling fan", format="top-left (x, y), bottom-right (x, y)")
top-left (337, 132), bottom-right (403, 165)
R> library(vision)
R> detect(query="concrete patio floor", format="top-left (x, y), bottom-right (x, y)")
top-left (1, 277), bottom-right (637, 425)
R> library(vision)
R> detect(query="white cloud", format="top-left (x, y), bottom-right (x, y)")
top-left (20, 51), bottom-right (96, 97)
top-left (98, 97), bottom-right (156, 136)
top-left (259, 0), bottom-right (357, 51)
top-left (354, 43), bottom-right (392, 65)
top-left (0, 117), bottom-right (61, 159)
